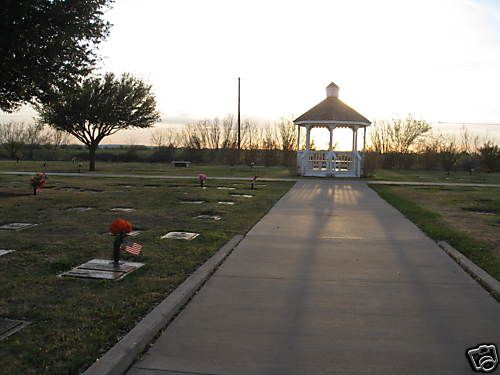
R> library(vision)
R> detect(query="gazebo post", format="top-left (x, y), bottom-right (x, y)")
top-left (363, 126), bottom-right (366, 151)
top-left (328, 125), bottom-right (335, 174)
top-left (362, 126), bottom-right (367, 176)
top-left (352, 126), bottom-right (359, 176)
top-left (297, 126), bottom-right (301, 151)
top-left (328, 127), bottom-right (333, 151)
top-left (304, 125), bottom-right (311, 174)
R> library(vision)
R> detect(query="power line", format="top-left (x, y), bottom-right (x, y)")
top-left (436, 121), bottom-right (500, 126)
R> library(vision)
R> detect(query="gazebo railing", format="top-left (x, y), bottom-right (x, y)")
top-left (297, 150), bottom-right (362, 176)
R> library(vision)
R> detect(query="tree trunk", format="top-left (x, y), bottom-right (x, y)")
top-left (88, 145), bottom-right (97, 171)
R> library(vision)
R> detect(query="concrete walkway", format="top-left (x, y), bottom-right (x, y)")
top-left (128, 181), bottom-right (499, 374)
top-left (129, 181), bottom-right (500, 375)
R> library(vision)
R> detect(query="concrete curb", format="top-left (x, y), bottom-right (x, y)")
top-left (83, 235), bottom-right (244, 375)
top-left (437, 241), bottom-right (500, 302)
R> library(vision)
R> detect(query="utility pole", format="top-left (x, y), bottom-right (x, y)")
top-left (237, 77), bottom-right (241, 163)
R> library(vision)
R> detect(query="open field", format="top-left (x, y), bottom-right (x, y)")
top-left (373, 168), bottom-right (500, 184)
top-left (370, 184), bottom-right (500, 281)
top-left (0, 173), bottom-right (293, 374)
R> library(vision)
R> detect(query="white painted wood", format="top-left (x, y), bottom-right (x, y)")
top-left (326, 85), bottom-right (339, 98)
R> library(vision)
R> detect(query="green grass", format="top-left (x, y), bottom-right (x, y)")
top-left (0, 160), bottom-right (294, 179)
top-left (370, 184), bottom-right (500, 281)
top-left (0, 174), bottom-right (293, 374)
top-left (373, 169), bottom-right (500, 184)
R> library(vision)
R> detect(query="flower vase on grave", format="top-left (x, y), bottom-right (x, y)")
top-left (251, 176), bottom-right (258, 190)
top-left (110, 219), bottom-right (132, 264)
top-left (113, 232), bottom-right (126, 264)
top-left (198, 174), bottom-right (207, 188)
top-left (30, 173), bottom-right (47, 195)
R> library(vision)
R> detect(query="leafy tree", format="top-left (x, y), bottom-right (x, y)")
top-left (38, 73), bottom-right (160, 171)
top-left (0, 0), bottom-right (112, 112)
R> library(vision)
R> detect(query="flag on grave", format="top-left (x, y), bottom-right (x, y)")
top-left (123, 240), bottom-right (143, 256)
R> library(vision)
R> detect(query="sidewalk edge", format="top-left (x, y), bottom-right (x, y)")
top-left (83, 234), bottom-right (244, 375)
top-left (437, 241), bottom-right (500, 302)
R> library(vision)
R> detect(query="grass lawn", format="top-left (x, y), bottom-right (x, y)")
top-left (373, 169), bottom-right (500, 184)
top-left (0, 173), bottom-right (293, 374)
top-left (370, 184), bottom-right (500, 281)
top-left (0, 160), bottom-right (295, 179)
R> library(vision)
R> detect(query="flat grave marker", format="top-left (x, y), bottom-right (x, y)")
top-left (61, 259), bottom-right (144, 281)
top-left (80, 188), bottom-right (103, 193)
top-left (180, 200), bottom-right (205, 204)
top-left (218, 201), bottom-right (235, 205)
top-left (67, 207), bottom-right (93, 212)
top-left (217, 187), bottom-right (235, 190)
top-left (195, 215), bottom-right (222, 221)
top-left (230, 194), bottom-right (253, 198)
top-left (0, 318), bottom-right (30, 341)
top-left (0, 250), bottom-right (15, 257)
top-left (0, 223), bottom-right (38, 231)
top-left (161, 232), bottom-right (200, 240)
top-left (110, 208), bottom-right (136, 212)
top-left (55, 186), bottom-right (80, 192)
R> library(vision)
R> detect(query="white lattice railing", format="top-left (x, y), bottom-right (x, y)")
top-left (297, 150), bottom-right (362, 176)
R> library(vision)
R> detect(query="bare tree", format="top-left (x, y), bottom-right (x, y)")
top-left (439, 136), bottom-right (460, 174)
top-left (277, 118), bottom-right (296, 166)
top-left (370, 115), bottom-right (431, 154)
top-left (416, 133), bottom-right (442, 170)
top-left (151, 128), bottom-right (178, 148)
top-left (44, 127), bottom-right (71, 148)
top-left (220, 115), bottom-right (237, 149)
top-left (0, 122), bottom-right (26, 159)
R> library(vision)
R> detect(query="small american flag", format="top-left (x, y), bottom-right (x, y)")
top-left (124, 240), bottom-right (143, 256)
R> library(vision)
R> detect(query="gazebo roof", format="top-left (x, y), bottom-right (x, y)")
top-left (294, 83), bottom-right (371, 127)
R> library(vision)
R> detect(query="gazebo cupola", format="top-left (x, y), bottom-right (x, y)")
top-left (294, 82), bottom-right (371, 177)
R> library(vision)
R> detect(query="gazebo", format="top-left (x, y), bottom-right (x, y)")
top-left (294, 82), bottom-right (371, 177)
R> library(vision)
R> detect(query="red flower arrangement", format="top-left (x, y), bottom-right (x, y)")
top-left (30, 173), bottom-right (47, 195)
top-left (110, 218), bottom-right (132, 263)
top-left (110, 218), bottom-right (132, 235)
top-left (198, 173), bottom-right (207, 187)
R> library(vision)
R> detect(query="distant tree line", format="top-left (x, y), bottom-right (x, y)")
top-left (365, 115), bottom-right (500, 174)
top-left (2, 115), bottom-right (499, 173)
top-left (0, 122), bottom-right (70, 161)
top-left (149, 116), bottom-right (297, 167)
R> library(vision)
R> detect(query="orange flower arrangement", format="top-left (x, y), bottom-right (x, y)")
top-left (110, 218), bottom-right (132, 264)
top-left (110, 218), bottom-right (132, 235)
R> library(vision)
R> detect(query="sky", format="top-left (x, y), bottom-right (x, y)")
top-left (2, 0), bottom-right (500, 149)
